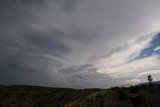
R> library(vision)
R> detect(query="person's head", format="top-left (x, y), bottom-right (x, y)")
top-left (148, 75), bottom-right (151, 78)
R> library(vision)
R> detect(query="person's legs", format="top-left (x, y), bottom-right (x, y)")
top-left (149, 83), bottom-right (152, 88)
top-left (149, 83), bottom-right (156, 93)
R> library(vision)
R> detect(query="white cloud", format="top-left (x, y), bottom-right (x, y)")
top-left (95, 32), bottom-right (160, 85)
top-left (96, 34), bottom-right (155, 73)
top-left (96, 53), bottom-right (160, 83)
top-left (154, 46), bottom-right (160, 51)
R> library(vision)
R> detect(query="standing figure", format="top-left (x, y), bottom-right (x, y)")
top-left (148, 75), bottom-right (153, 88)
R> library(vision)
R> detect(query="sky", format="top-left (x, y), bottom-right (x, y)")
top-left (0, 0), bottom-right (160, 88)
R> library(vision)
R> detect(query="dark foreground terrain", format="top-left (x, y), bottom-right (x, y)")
top-left (0, 85), bottom-right (160, 107)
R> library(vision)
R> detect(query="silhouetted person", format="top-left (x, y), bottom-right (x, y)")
top-left (148, 75), bottom-right (153, 88)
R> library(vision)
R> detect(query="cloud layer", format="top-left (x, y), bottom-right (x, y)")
top-left (0, 0), bottom-right (160, 88)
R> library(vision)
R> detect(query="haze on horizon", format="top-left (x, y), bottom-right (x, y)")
top-left (0, 0), bottom-right (160, 88)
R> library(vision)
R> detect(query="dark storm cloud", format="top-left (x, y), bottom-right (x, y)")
top-left (0, 47), bottom-right (50, 85)
top-left (51, 0), bottom-right (83, 12)
top-left (59, 64), bottom-right (93, 74)
top-left (0, 27), bottom-right (72, 58)
top-left (59, 64), bottom-right (114, 88)
top-left (1, 0), bottom-right (159, 88)
top-left (0, 0), bottom-right (98, 87)
top-left (0, 33), bottom-right (70, 86)
top-left (19, 29), bottom-right (72, 57)
top-left (0, 37), bottom-right (64, 84)
top-left (0, 0), bottom-right (72, 86)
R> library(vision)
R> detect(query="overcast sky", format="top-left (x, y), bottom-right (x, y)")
top-left (0, 0), bottom-right (160, 88)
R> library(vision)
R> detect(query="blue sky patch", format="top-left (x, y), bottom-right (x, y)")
top-left (136, 33), bottom-right (160, 59)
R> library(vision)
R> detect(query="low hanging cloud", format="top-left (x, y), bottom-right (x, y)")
top-left (0, 0), bottom-right (160, 88)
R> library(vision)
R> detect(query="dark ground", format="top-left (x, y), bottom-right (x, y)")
top-left (0, 85), bottom-right (160, 107)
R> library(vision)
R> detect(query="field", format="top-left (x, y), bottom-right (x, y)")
top-left (0, 85), bottom-right (160, 107)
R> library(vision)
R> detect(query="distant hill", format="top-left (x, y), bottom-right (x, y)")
top-left (136, 81), bottom-right (160, 88)
top-left (0, 84), bottom-right (160, 107)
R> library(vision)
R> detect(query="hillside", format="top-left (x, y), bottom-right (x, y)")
top-left (0, 85), bottom-right (160, 107)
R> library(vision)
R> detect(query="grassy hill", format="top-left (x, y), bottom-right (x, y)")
top-left (0, 85), bottom-right (160, 107)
